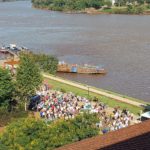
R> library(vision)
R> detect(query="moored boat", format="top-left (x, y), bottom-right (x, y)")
top-left (57, 62), bottom-right (106, 74)
top-left (0, 44), bottom-right (29, 60)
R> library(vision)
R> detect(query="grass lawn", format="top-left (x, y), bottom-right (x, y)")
top-left (46, 78), bottom-right (144, 115)
top-left (100, 8), bottom-right (113, 13)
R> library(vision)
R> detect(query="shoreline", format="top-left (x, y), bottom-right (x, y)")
top-left (0, 56), bottom-right (147, 106)
top-left (43, 73), bottom-right (146, 107)
top-left (33, 6), bottom-right (150, 15)
top-left (43, 73), bottom-right (148, 116)
top-left (0, 54), bottom-right (149, 104)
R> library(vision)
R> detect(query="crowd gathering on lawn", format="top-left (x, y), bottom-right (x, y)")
top-left (36, 84), bottom-right (134, 134)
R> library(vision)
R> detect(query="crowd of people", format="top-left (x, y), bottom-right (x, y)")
top-left (97, 107), bottom-right (134, 133)
top-left (36, 84), bottom-right (135, 134)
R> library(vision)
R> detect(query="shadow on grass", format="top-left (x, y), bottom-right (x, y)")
top-left (142, 104), bottom-right (150, 113)
top-left (0, 109), bottom-right (28, 127)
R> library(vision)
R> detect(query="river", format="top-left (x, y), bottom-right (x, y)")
top-left (0, 1), bottom-right (150, 102)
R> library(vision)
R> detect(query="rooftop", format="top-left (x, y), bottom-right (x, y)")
top-left (56, 120), bottom-right (150, 150)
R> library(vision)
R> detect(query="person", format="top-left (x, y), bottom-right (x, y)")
top-left (36, 86), bottom-right (134, 134)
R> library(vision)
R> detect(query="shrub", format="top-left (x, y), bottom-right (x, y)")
top-left (104, 0), bottom-right (112, 7)
top-left (60, 88), bottom-right (66, 93)
top-left (127, 5), bottom-right (145, 14)
top-left (0, 68), bottom-right (14, 107)
top-left (31, 53), bottom-right (58, 75)
top-left (112, 7), bottom-right (127, 14)
top-left (0, 113), bottom-right (99, 149)
top-left (135, 5), bottom-right (145, 14)
top-left (146, 0), bottom-right (150, 4)
top-left (147, 4), bottom-right (150, 9)
top-left (137, 0), bottom-right (145, 4)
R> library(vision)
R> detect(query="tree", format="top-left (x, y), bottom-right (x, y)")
top-left (32, 0), bottom-right (105, 11)
top-left (0, 68), bottom-right (14, 107)
top-left (0, 113), bottom-right (99, 149)
top-left (146, 0), bottom-right (150, 4)
top-left (16, 52), bottom-right (43, 111)
top-left (137, 0), bottom-right (145, 4)
top-left (104, 0), bottom-right (112, 7)
top-left (32, 53), bottom-right (58, 75)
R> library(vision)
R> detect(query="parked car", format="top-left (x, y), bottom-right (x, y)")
top-left (28, 95), bottom-right (41, 111)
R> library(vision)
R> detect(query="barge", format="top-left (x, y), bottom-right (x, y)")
top-left (57, 62), bottom-right (106, 74)
top-left (1, 44), bottom-right (107, 74)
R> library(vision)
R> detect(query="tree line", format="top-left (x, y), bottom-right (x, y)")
top-left (32, 0), bottom-right (111, 11)
top-left (32, 0), bottom-right (150, 14)
top-left (0, 52), bottom-right (101, 149)
top-left (0, 52), bottom-right (58, 113)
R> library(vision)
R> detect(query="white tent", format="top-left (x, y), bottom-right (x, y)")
top-left (141, 111), bottom-right (150, 121)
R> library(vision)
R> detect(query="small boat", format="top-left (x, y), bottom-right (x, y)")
top-left (57, 62), bottom-right (106, 74)
top-left (1, 44), bottom-right (28, 52)
top-left (0, 44), bottom-right (29, 60)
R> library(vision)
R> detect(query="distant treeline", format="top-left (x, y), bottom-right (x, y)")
top-left (32, 0), bottom-right (110, 11)
top-left (0, 0), bottom-right (22, 2)
top-left (0, 0), bottom-right (22, 1)
top-left (0, 0), bottom-right (14, 1)
top-left (32, 0), bottom-right (150, 14)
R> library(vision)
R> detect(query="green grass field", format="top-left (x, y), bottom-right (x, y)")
top-left (46, 77), bottom-right (144, 115)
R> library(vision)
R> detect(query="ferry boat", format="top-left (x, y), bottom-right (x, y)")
top-left (0, 44), bottom-right (107, 74)
top-left (57, 62), bottom-right (106, 74)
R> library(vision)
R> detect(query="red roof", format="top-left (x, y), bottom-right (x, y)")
top-left (4, 60), bottom-right (19, 66)
top-left (56, 120), bottom-right (150, 150)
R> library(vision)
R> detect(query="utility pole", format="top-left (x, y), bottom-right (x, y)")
top-left (87, 85), bottom-right (90, 97)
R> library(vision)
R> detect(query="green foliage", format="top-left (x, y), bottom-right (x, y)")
top-left (127, 4), bottom-right (145, 14)
top-left (46, 77), bottom-right (143, 115)
top-left (0, 113), bottom-right (99, 149)
top-left (32, 0), bottom-right (150, 13)
top-left (32, 0), bottom-right (104, 11)
top-left (112, 7), bottom-right (128, 14)
top-left (0, 107), bottom-right (28, 127)
top-left (147, 4), bottom-right (150, 9)
top-left (114, 0), bottom-right (127, 6)
top-left (31, 53), bottom-right (58, 75)
top-left (111, 5), bottom-right (145, 14)
top-left (60, 88), bottom-right (66, 93)
top-left (104, 0), bottom-right (112, 7)
top-left (137, 0), bottom-right (145, 4)
top-left (71, 113), bottom-right (99, 140)
top-left (16, 52), bottom-right (42, 103)
top-left (0, 68), bottom-right (14, 107)
top-left (146, 0), bottom-right (150, 4)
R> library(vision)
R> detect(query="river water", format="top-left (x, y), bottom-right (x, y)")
top-left (0, 1), bottom-right (150, 102)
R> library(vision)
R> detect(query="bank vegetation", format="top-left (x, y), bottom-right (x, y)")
top-left (32, 0), bottom-right (150, 14)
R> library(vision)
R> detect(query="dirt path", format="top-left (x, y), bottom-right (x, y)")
top-left (43, 74), bottom-right (145, 107)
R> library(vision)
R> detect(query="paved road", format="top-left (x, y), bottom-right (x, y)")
top-left (43, 74), bottom-right (145, 107)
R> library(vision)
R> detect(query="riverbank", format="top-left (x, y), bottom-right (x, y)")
top-left (32, 1), bottom-right (150, 15)
top-left (43, 73), bottom-right (147, 115)
top-left (100, 6), bottom-right (150, 15)
top-left (34, 7), bottom-right (150, 15)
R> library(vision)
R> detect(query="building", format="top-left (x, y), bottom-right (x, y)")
top-left (56, 120), bottom-right (150, 150)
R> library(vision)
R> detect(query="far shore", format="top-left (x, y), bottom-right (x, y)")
top-left (33, 6), bottom-right (150, 15)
